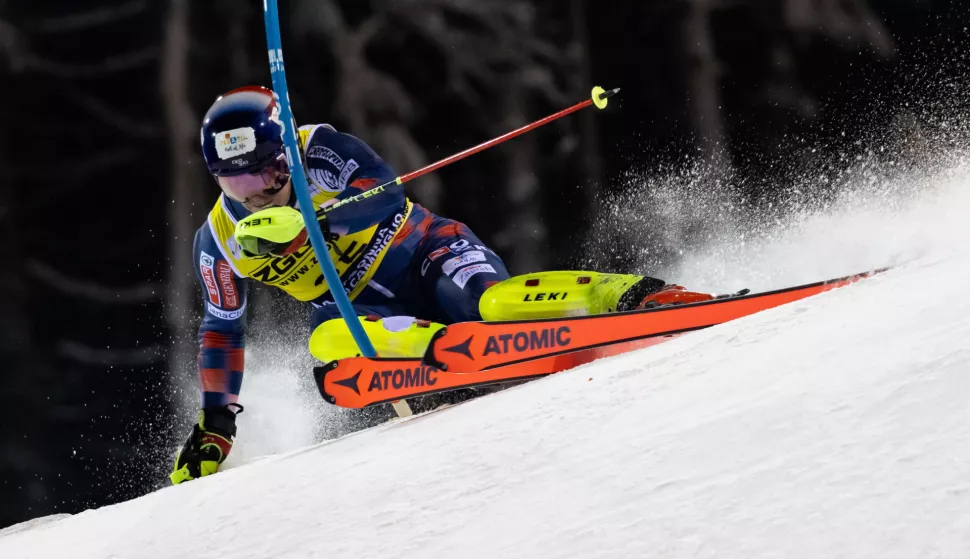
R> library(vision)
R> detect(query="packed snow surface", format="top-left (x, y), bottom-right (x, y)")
top-left (3, 167), bottom-right (970, 558)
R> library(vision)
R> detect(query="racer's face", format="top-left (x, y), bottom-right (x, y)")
top-left (238, 178), bottom-right (291, 213)
top-left (216, 155), bottom-right (292, 213)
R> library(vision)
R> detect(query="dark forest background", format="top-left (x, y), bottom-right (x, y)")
top-left (1, 0), bottom-right (967, 529)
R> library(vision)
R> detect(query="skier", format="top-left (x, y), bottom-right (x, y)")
top-left (171, 86), bottom-right (714, 484)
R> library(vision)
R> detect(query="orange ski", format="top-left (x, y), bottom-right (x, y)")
top-left (315, 333), bottom-right (683, 408)
top-left (424, 269), bottom-right (885, 373)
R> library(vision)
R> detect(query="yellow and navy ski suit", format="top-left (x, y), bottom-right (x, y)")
top-left (192, 124), bottom-right (509, 408)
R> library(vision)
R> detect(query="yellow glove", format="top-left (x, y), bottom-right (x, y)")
top-left (170, 404), bottom-right (242, 485)
top-left (234, 206), bottom-right (309, 258)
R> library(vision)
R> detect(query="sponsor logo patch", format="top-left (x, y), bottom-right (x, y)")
top-left (340, 212), bottom-right (405, 295)
top-left (306, 145), bottom-right (358, 193)
top-left (349, 177), bottom-right (378, 189)
top-left (226, 237), bottom-right (242, 259)
top-left (214, 127), bottom-right (256, 160)
top-left (428, 247), bottom-right (451, 261)
top-left (268, 48), bottom-right (285, 73)
top-left (482, 327), bottom-right (572, 356)
top-left (421, 247), bottom-right (453, 277)
top-left (199, 251), bottom-right (221, 306)
top-left (442, 251), bottom-right (487, 276)
top-left (250, 245), bottom-right (315, 286)
top-left (366, 366), bottom-right (439, 393)
top-left (217, 261), bottom-right (239, 309)
top-left (206, 302), bottom-right (245, 320)
top-left (306, 145), bottom-right (344, 168)
top-left (337, 160), bottom-right (360, 189)
top-left (452, 263), bottom-right (496, 289)
top-left (447, 240), bottom-right (495, 256)
top-left (449, 239), bottom-right (470, 253)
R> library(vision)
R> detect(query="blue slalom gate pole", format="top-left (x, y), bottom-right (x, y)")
top-left (262, 0), bottom-right (376, 358)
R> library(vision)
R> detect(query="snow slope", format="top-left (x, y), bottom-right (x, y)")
top-left (4, 170), bottom-right (970, 558)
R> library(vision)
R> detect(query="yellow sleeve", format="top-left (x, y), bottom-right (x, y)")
top-left (297, 125), bottom-right (315, 151)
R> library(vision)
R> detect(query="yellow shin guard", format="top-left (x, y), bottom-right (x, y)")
top-left (309, 316), bottom-right (445, 362)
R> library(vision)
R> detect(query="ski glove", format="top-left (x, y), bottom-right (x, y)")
top-left (234, 206), bottom-right (315, 258)
top-left (170, 404), bottom-right (243, 485)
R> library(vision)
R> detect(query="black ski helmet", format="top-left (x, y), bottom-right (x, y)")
top-left (201, 86), bottom-right (286, 176)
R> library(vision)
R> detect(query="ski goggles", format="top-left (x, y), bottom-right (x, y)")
top-left (215, 155), bottom-right (290, 204)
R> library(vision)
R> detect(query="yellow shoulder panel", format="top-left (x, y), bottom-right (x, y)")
top-left (298, 125), bottom-right (315, 151)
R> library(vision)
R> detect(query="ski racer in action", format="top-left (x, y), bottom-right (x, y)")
top-left (171, 86), bottom-right (715, 484)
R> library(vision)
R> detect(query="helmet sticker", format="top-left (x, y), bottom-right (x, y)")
top-left (215, 126), bottom-right (257, 160)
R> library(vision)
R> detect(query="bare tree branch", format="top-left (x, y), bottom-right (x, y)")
top-left (290, 0), bottom-right (568, 265)
top-left (162, 0), bottom-right (203, 395)
top-left (13, 148), bottom-right (140, 183)
top-left (568, 0), bottom-right (603, 219)
top-left (63, 83), bottom-right (163, 138)
top-left (293, 0), bottom-right (444, 208)
top-left (224, 0), bottom-right (252, 82)
top-left (25, 259), bottom-right (162, 304)
top-left (58, 340), bottom-right (165, 367)
top-left (23, 0), bottom-right (149, 34)
top-left (23, 47), bottom-right (158, 79)
top-left (0, 17), bottom-right (28, 71)
top-left (785, 0), bottom-right (895, 54)
top-left (682, 0), bottom-right (729, 169)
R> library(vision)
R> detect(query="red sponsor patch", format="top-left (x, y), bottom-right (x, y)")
top-left (217, 261), bottom-right (239, 309)
top-left (428, 246), bottom-right (451, 261)
top-left (349, 177), bottom-right (378, 189)
top-left (200, 254), bottom-right (221, 306)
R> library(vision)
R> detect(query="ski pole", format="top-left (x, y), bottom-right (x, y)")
top-left (322, 86), bottom-right (620, 215)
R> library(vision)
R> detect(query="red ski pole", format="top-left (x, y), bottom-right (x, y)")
top-left (323, 86), bottom-right (620, 214)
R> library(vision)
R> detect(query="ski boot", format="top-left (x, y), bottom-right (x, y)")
top-left (309, 316), bottom-right (446, 362)
top-left (617, 281), bottom-right (715, 310)
top-left (170, 403), bottom-right (242, 485)
top-left (478, 271), bottom-right (715, 320)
